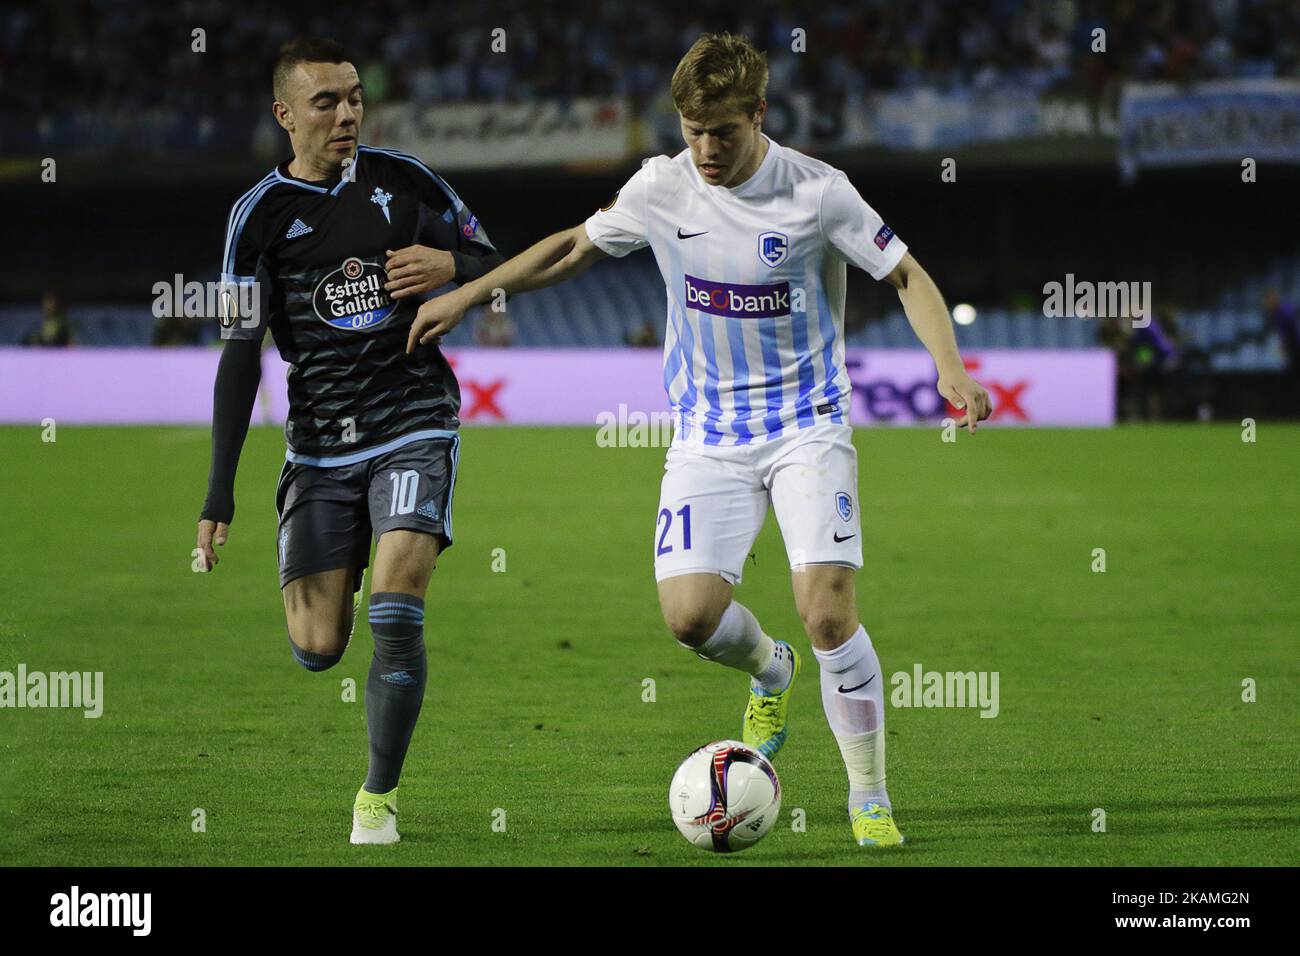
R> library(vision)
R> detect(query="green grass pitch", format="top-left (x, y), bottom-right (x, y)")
top-left (1, 423), bottom-right (1296, 866)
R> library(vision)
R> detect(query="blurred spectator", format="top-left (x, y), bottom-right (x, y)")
top-left (1130, 308), bottom-right (1184, 420)
top-left (626, 318), bottom-right (660, 348)
top-left (1100, 309), bottom-right (1187, 421)
top-left (151, 309), bottom-right (203, 346)
top-left (474, 307), bottom-right (515, 347)
top-left (22, 291), bottom-right (72, 347)
top-left (1263, 289), bottom-right (1300, 379)
top-left (1098, 314), bottom-right (1136, 415)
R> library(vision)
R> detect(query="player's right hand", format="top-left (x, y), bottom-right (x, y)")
top-left (195, 518), bottom-right (230, 571)
top-left (407, 291), bottom-right (470, 353)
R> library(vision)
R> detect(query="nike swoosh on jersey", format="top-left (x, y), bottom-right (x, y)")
top-left (676, 228), bottom-right (708, 239)
top-left (833, 532), bottom-right (856, 542)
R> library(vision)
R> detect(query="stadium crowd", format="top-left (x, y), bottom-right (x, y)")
top-left (4, 0), bottom-right (1298, 117)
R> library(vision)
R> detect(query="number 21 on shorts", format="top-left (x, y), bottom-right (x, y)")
top-left (656, 504), bottom-right (692, 555)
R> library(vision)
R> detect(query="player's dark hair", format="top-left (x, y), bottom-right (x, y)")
top-left (273, 37), bottom-right (352, 101)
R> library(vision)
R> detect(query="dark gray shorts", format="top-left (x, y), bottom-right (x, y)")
top-left (274, 434), bottom-right (459, 589)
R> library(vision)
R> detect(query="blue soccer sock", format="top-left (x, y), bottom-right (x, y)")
top-left (363, 592), bottom-right (427, 794)
top-left (288, 636), bottom-right (343, 672)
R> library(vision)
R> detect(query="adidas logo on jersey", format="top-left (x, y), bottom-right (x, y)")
top-left (285, 219), bottom-right (314, 239)
top-left (415, 500), bottom-right (439, 521)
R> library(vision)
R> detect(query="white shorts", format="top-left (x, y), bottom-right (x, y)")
top-left (653, 423), bottom-right (863, 585)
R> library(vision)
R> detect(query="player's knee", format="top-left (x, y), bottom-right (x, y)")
top-left (664, 605), bottom-right (725, 648)
top-left (798, 606), bottom-right (855, 646)
top-left (286, 623), bottom-right (349, 672)
top-left (378, 570), bottom-right (428, 597)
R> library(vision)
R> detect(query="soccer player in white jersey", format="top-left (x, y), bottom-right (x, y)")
top-left (408, 33), bottom-right (991, 847)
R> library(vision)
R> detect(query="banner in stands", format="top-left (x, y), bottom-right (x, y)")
top-left (371, 90), bottom-right (1115, 170)
top-left (647, 90), bottom-right (1116, 156)
top-left (0, 348), bottom-right (1114, 427)
top-left (9, 91), bottom-right (1116, 160)
top-left (1118, 79), bottom-right (1300, 180)
top-left (370, 99), bottom-right (629, 169)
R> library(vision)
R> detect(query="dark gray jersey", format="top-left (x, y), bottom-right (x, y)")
top-left (218, 144), bottom-right (501, 465)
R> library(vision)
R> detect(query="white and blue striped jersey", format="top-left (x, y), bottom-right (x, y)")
top-left (585, 136), bottom-right (906, 445)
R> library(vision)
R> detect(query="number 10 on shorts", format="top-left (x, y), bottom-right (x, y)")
top-left (656, 504), bottom-right (692, 555)
top-left (388, 469), bottom-right (420, 516)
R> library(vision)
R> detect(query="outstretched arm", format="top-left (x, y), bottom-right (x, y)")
top-left (406, 224), bottom-right (607, 352)
top-left (885, 252), bottom-right (992, 432)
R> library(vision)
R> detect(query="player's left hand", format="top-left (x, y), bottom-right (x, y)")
top-left (384, 245), bottom-right (456, 300)
top-left (195, 518), bottom-right (229, 571)
top-left (937, 367), bottom-right (993, 433)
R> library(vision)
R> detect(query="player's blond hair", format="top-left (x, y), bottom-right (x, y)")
top-left (670, 32), bottom-right (768, 119)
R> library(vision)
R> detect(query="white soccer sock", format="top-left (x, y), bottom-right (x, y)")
top-left (688, 601), bottom-right (791, 693)
top-left (813, 625), bottom-right (890, 810)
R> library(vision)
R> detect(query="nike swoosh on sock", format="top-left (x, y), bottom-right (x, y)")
top-left (837, 673), bottom-right (877, 694)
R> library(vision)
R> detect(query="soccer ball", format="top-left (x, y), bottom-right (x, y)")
top-left (668, 740), bottom-right (781, 852)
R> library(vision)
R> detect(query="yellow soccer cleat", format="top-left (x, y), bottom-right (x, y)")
top-left (350, 786), bottom-right (400, 845)
top-left (742, 641), bottom-right (801, 760)
top-left (851, 802), bottom-right (905, 846)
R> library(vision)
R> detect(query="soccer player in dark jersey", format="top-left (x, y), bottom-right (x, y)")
top-left (194, 37), bottom-right (503, 845)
